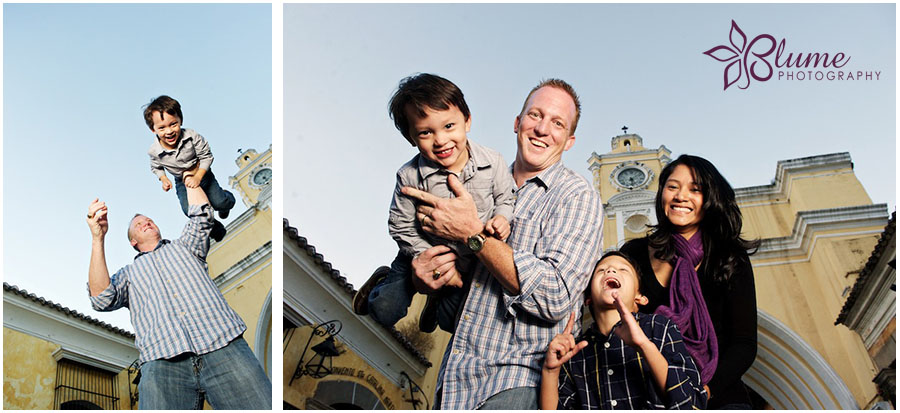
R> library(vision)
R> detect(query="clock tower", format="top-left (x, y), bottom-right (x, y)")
top-left (230, 146), bottom-right (273, 209)
top-left (587, 132), bottom-right (670, 249)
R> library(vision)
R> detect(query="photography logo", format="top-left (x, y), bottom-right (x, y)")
top-left (703, 20), bottom-right (881, 90)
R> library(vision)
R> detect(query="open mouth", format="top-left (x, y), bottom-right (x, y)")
top-left (671, 205), bottom-right (693, 213)
top-left (529, 138), bottom-right (548, 148)
top-left (603, 277), bottom-right (621, 289)
top-left (434, 147), bottom-right (454, 159)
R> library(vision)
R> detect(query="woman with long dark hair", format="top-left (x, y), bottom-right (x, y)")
top-left (620, 154), bottom-right (759, 409)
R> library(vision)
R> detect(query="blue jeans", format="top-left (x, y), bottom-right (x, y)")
top-left (477, 386), bottom-right (539, 410)
top-left (173, 169), bottom-right (235, 216)
top-left (368, 252), bottom-right (465, 332)
top-left (138, 336), bottom-right (271, 410)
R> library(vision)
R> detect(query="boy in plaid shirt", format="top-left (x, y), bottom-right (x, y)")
top-left (540, 251), bottom-right (707, 410)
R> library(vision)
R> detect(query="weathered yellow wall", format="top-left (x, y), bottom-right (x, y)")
top-left (208, 210), bottom-right (272, 278)
top-left (753, 232), bottom-right (881, 407)
top-left (220, 259), bottom-right (271, 353)
top-left (284, 325), bottom-right (438, 409)
top-left (3, 328), bottom-right (134, 410)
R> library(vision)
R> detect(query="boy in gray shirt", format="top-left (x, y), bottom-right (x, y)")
top-left (144, 95), bottom-right (235, 242)
top-left (353, 73), bottom-right (515, 333)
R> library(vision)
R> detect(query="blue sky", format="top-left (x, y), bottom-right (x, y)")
top-left (3, 4), bottom-right (272, 331)
top-left (284, 3), bottom-right (896, 289)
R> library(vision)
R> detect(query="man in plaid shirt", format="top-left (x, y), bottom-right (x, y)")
top-left (86, 178), bottom-right (271, 409)
top-left (402, 79), bottom-right (603, 409)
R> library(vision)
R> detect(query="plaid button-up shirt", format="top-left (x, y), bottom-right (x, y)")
top-left (89, 204), bottom-right (246, 363)
top-left (437, 161), bottom-right (603, 409)
top-left (558, 313), bottom-right (708, 410)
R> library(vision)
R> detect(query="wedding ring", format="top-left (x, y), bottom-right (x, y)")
top-left (421, 215), bottom-right (428, 227)
top-left (433, 270), bottom-right (441, 280)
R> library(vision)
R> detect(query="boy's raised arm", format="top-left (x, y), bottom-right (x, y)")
top-left (540, 313), bottom-right (587, 410)
top-left (611, 292), bottom-right (669, 393)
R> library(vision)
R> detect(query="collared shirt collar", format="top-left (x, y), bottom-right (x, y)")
top-left (416, 142), bottom-right (485, 179)
top-left (134, 239), bottom-right (170, 259)
top-left (581, 312), bottom-right (643, 341)
top-left (515, 160), bottom-right (567, 191)
top-left (150, 129), bottom-right (191, 156)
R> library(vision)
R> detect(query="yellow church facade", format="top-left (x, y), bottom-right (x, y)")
top-left (589, 133), bottom-right (891, 409)
top-left (210, 146), bottom-right (273, 377)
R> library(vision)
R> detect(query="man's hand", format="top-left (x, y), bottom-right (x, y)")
top-left (86, 198), bottom-right (109, 240)
top-left (160, 176), bottom-right (172, 192)
top-left (543, 312), bottom-right (588, 372)
top-left (611, 291), bottom-right (650, 349)
top-left (410, 245), bottom-right (462, 293)
top-left (484, 215), bottom-right (510, 241)
top-left (404, 174), bottom-right (483, 242)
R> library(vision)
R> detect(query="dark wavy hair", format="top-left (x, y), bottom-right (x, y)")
top-left (648, 154), bottom-right (759, 284)
top-left (388, 73), bottom-right (471, 146)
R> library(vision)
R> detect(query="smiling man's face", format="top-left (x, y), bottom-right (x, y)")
top-left (129, 214), bottom-right (161, 251)
top-left (513, 86), bottom-right (577, 182)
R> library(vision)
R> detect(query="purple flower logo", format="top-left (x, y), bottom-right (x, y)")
top-left (704, 20), bottom-right (776, 90)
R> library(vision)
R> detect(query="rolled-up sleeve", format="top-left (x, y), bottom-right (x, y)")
top-left (88, 268), bottom-right (129, 311)
top-left (503, 187), bottom-right (603, 321)
top-left (388, 167), bottom-right (434, 257)
top-left (178, 204), bottom-right (214, 259)
top-left (490, 155), bottom-right (515, 222)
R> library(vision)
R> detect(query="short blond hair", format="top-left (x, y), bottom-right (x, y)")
top-left (519, 79), bottom-right (582, 134)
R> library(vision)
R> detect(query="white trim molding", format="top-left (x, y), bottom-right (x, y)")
top-left (744, 310), bottom-right (859, 409)
top-left (4, 291), bottom-right (138, 371)
top-left (752, 204), bottom-right (889, 265)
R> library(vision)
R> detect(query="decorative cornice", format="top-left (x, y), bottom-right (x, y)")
top-left (605, 189), bottom-right (656, 207)
top-left (214, 241), bottom-right (272, 288)
top-left (52, 347), bottom-right (129, 373)
top-left (587, 145), bottom-right (671, 167)
top-left (753, 204), bottom-right (889, 262)
top-left (836, 211), bottom-right (896, 326)
top-left (736, 152), bottom-right (853, 203)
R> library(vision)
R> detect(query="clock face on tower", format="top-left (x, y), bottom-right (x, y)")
top-left (609, 162), bottom-right (653, 191)
top-left (617, 167), bottom-right (646, 188)
top-left (252, 167), bottom-right (272, 186)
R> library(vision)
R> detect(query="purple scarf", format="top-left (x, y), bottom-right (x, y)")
top-left (654, 229), bottom-right (719, 384)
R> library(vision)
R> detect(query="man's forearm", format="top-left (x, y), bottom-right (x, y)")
top-left (88, 239), bottom-right (111, 296)
top-left (186, 183), bottom-right (210, 206)
top-left (476, 236), bottom-right (520, 294)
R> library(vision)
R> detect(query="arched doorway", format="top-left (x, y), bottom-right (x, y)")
top-left (255, 289), bottom-right (272, 378)
top-left (307, 380), bottom-right (385, 410)
top-left (743, 310), bottom-right (858, 409)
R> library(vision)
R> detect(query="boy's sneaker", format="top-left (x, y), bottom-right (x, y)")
top-left (418, 295), bottom-right (439, 333)
top-left (352, 266), bottom-right (390, 316)
top-left (218, 208), bottom-right (230, 220)
top-left (210, 220), bottom-right (227, 242)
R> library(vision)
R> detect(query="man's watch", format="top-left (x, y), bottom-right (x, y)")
top-left (466, 232), bottom-right (487, 253)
